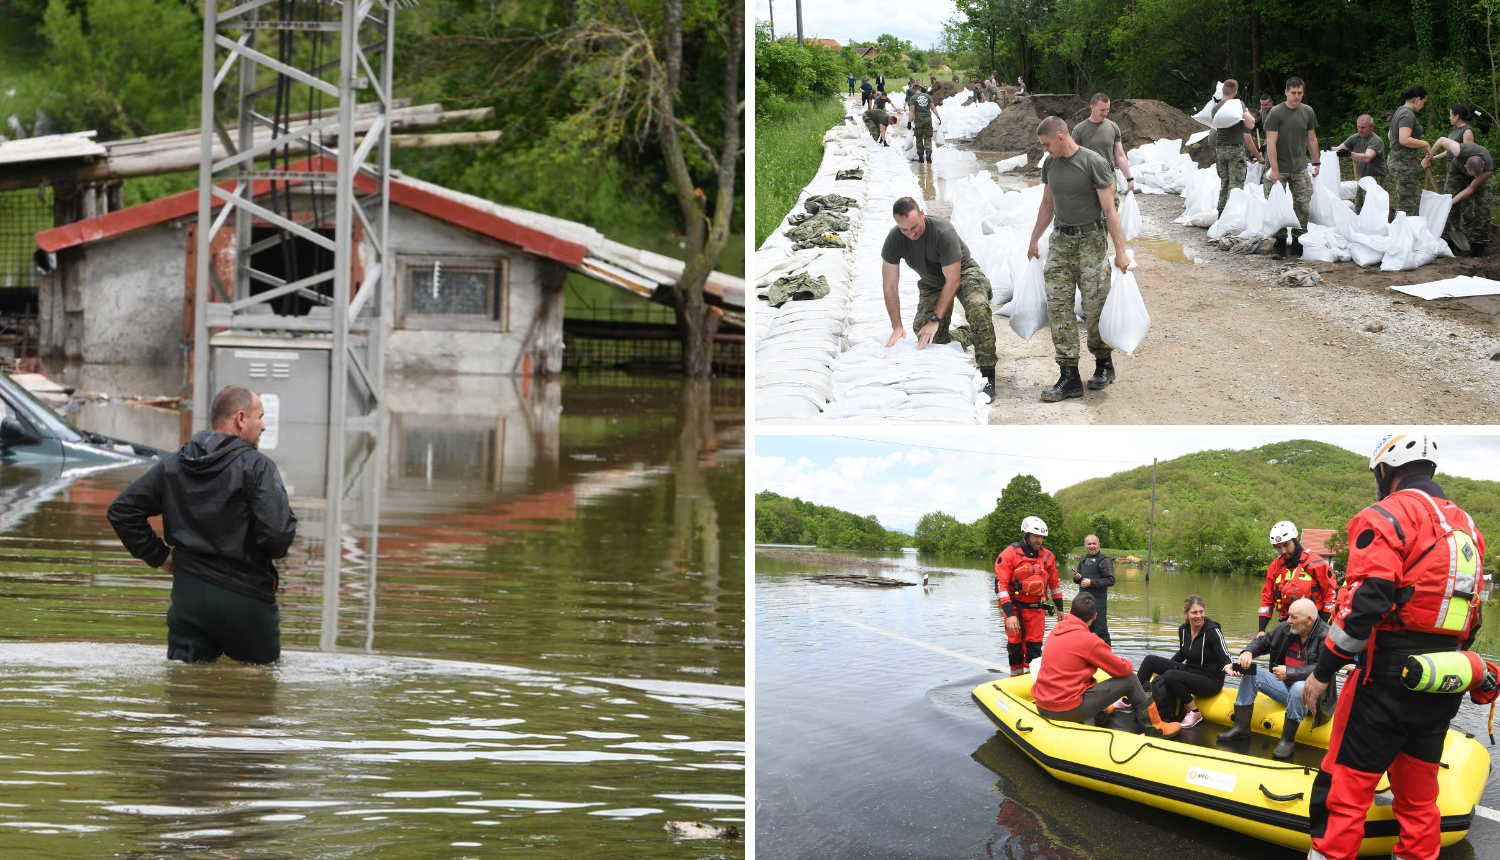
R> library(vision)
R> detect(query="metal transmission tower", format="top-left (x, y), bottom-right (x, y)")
top-left (193, 0), bottom-right (398, 652)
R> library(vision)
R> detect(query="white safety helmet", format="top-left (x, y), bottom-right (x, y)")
top-left (1370, 434), bottom-right (1438, 472)
top-left (1269, 521), bottom-right (1298, 546)
top-left (1021, 516), bottom-right (1048, 537)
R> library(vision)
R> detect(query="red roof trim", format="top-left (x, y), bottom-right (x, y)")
top-left (35, 157), bottom-right (590, 268)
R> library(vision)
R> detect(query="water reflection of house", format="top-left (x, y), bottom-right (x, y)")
top-left (32, 160), bottom-right (743, 375)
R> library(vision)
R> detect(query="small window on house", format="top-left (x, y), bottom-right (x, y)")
top-left (400, 257), bottom-right (509, 331)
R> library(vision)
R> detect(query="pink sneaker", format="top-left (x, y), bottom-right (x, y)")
top-left (1111, 697), bottom-right (1132, 712)
top-left (1180, 708), bottom-right (1203, 729)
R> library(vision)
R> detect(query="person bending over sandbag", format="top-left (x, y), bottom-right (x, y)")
top-left (881, 197), bottom-right (998, 401)
top-left (1219, 598), bottom-right (1337, 759)
top-left (1121, 595), bottom-right (1232, 729)
top-left (1027, 116), bottom-right (1130, 402)
top-left (1263, 77), bottom-right (1320, 260)
top-left (1424, 134), bottom-right (1495, 257)
top-left (863, 109), bottom-right (897, 146)
top-left (1031, 593), bottom-right (1182, 736)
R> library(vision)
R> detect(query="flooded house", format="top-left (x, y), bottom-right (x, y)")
top-left (31, 163), bottom-right (743, 376)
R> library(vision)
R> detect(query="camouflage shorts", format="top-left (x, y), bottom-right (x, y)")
top-left (1044, 227), bottom-right (1111, 366)
top-left (913, 258), bottom-right (996, 368)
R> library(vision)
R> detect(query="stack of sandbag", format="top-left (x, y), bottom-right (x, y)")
top-left (938, 92), bottom-right (1002, 140)
top-left (1174, 166), bottom-right (1222, 227)
top-left (1128, 138), bottom-right (1199, 194)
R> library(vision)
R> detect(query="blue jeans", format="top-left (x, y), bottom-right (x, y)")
top-left (1234, 669), bottom-right (1308, 723)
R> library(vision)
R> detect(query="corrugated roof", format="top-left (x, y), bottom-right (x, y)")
top-left (0, 132), bottom-right (106, 168)
top-left (34, 157), bottom-right (743, 308)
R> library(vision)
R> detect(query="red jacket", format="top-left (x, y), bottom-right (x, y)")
top-left (1259, 545), bottom-right (1336, 628)
top-left (995, 541), bottom-right (1063, 618)
top-left (1031, 614), bottom-right (1133, 711)
top-left (1315, 479), bottom-right (1487, 683)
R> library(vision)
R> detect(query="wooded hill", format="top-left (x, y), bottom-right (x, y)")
top-left (755, 491), bottom-right (910, 551)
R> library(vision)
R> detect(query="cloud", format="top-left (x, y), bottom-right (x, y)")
top-left (752, 0), bottom-right (960, 52)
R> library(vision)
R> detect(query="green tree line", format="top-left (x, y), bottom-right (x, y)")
top-left (943, 0), bottom-right (1500, 148)
top-left (754, 491), bottom-right (908, 550)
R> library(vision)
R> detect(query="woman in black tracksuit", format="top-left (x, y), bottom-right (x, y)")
top-left (1135, 594), bottom-right (1232, 726)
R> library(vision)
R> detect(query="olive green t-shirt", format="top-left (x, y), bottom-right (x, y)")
top-left (1340, 133), bottom-right (1386, 178)
top-left (1071, 118), bottom-right (1122, 169)
top-left (881, 215), bottom-right (972, 288)
top-left (1457, 141), bottom-right (1494, 176)
top-left (1216, 119), bottom-right (1247, 148)
top-left (1389, 106), bottom-right (1423, 154)
top-left (1265, 102), bottom-right (1318, 172)
top-left (865, 109), bottom-right (889, 126)
top-left (910, 91), bottom-right (934, 120)
top-left (1040, 146), bottom-right (1115, 227)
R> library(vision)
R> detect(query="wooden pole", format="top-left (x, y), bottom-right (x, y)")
top-left (1146, 457), bottom-right (1157, 583)
top-left (795, 0), bottom-right (803, 46)
top-left (769, 0), bottom-right (774, 41)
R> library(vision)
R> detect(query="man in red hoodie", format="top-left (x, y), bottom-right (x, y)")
top-left (1033, 593), bottom-right (1181, 735)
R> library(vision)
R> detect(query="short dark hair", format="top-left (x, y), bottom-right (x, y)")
top-left (1222, 79), bottom-right (1238, 96)
top-left (892, 196), bottom-right (921, 218)
top-left (1452, 102), bottom-right (1474, 121)
top-left (1037, 115), bottom-right (1068, 138)
top-left (210, 385), bottom-right (257, 428)
top-left (1466, 155), bottom-right (1488, 176)
top-left (1402, 84), bottom-right (1428, 101)
top-left (1285, 77), bottom-right (1305, 90)
top-left (1260, 93), bottom-right (1274, 102)
top-left (1090, 92), bottom-right (1111, 105)
top-left (1071, 592), bottom-right (1098, 621)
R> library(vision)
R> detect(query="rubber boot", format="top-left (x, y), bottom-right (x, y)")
top-left (1473, 243), bottom-right (1488, 259)
top-left (1040, 365), bottom-right (1084, 402)
top-left (1146, 702), bottom-right (1182, 738)
top-left (1086, 356), bottom-right (1115, 390)
top-left (1271, 237), bottom-right (1287, 260)
top-left (1272, 717), bottom-right (1300, 760)
top-left (1290, 235), bottom-right (1304, 257)
top-left (980, 366), bottom-right (996, 402)
top-left (1217, 703), bottom-right (1255, 742)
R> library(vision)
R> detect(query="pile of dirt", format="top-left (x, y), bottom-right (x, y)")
top-left (969, 96), bottom-right (1216, 169)
top-left (927, 80), bottom-right (972, 104)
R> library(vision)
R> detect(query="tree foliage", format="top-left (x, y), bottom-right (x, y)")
top-left (754, 491), bottom-right (909, 550)
top-left (986, 474), bottom-right (1073, 559)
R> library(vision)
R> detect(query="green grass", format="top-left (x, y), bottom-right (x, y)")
top-left (755, 97), bottom-right (848, 247)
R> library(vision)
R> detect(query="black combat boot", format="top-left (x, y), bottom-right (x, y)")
top-left (1086, 356), bottom-right (1115, 389)
top-left (1290, 235), bottom-right (1304, 257)
top-left (1473, 243), bottom-right (1488, 258)
top-left (1216, 703), bottom-right (1255, 743)
top-left (1040, 365), bottom-right (1084, 402)
top-left (1272, 717), bottom-right (1300, 760)
top-left (1271, 237), bottom-right (1287, 260)
top-left (980, 366), bottom-right (996, 402)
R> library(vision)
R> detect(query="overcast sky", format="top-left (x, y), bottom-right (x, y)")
top-left (752, 0), bottom-right (960, 50)
top-left (755, 431), bottom-right (1500, 534)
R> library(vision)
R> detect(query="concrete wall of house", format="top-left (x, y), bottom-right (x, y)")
top-left (37, 203), bottom-right (567, 375)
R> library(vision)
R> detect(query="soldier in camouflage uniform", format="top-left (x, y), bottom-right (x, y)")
top-left (1028, 116), bottom-right (1131, 403)
top-left (1386, 85), bottom-right (1430, 219)
top-left (1211, 80), bottom-right (1260, 214)
top-left (1261, 77), bottom-right (1319, 258)
top-left (908, 86), bottom-right (942, 164)
top-left (863, 109), bottom-right (896, 145)
top-left (880, 197), bottom-right (999, 402)
top-left (1425, 136), bottom-right (1495, 256)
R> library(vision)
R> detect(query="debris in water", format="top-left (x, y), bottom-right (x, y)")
top-left (808, 574), bottom-right (915, 588)
top-left (665, 821), bottom-right (741, 840)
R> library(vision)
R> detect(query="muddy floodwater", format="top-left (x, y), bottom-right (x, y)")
top-left (755, 548), bottom-right (1499, 860)
top-left (0, 369), bottom-right (744, 857)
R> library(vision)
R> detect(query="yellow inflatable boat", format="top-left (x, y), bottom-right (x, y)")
top-left (972, 673), bottom-right (1490, 856)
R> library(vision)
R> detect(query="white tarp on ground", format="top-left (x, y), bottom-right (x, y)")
top-left (1389, 276), bottom-right (1500, 300)
top-left (754, 111), bottom-right (990, 425)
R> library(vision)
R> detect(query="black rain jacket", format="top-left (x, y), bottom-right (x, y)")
top-left (1171, 617), bottom-right (1234, 679)
top-left (1242, 616), bottom-right (1338, 723)
top-left (107, 431), bottom-right (297, 603)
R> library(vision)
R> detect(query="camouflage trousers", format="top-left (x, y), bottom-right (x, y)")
top-left (1215, 145), bottom-right (1247, 214)
top-left (1044, 227), bottom-right (1111, 366)
top-left (1444, 162), bottom-right (1467, 238)
top-left (914, 116), bottom-right (933, 158)
top-left (1385, 147), bottom-right (1425, 218)
top-left (913, 258), bottom-right (997, 369)
top-left (1261, 168), bottom-right (1312, 239)
top-left (864, 117), bottom-right (882, 141)
top-left (1455, 177), bottom-right (1493, 245)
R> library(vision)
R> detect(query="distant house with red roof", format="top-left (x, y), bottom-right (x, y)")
top-left (809, 38), bottom-right (841, 50)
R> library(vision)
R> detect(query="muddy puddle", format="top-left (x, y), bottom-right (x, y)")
top-left (0, 368), bottom-right (745, 856)
top-left (754, 548), bottom-right (1499, 860)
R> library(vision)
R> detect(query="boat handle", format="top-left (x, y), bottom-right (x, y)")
top-left (1258, 784), bottom-right (1304, 802)
top-left (1016, 719), bottom-right (1034, 733)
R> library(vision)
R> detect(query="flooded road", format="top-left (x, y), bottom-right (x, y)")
top-left (0, 369), bottom-right (744, 857)
top-left (755, 548), bottom-right (1498, 860)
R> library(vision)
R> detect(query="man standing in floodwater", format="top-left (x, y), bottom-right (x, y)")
top-left (107, 386), bottom-right (297, 664)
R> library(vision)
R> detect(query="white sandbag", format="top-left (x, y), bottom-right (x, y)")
top-left (1116, 168), bottom-right (1128, 193)
top-left (1420, 190), bottom-right (1453, 243)
top-left (1243, 185), bottom-right (1269, 236)
top-left (1264, 181), bottom-right (1300, 234)
top-left (1192, 83), bottom-right (1225, 124)
top-left (1009, 256), bottom-right (1049, 341)
top-left (997, 153), bottom-right (1028, 173)
top-left (1211, 98), bottom-right (1246, 129)
top-left (1183, 168), bottom-right (1221, 216)
top-left (1208, 188), bottom-right (1250, 238)
top-left (1245, 161), bottom-right (1264, 187)
top-left (1074, 288), bottom-right (1083, 323)
top-left (933, 124), bottom-right (946, 147)
top-left (1380, 213), bottom-right (1419, 272)
top-left (1299, 244), bottom-right (1342, 263)
top-left (1357, 176), bottom-right (1390, 235)
top-left (1316, 150), bottom-right (1342, 198)
top-left (1099, 265), bottom-right (1151, 355)
top-left (1308, 184), bottom-right (1340, 228)
top-left (1120, 191), bottom-right (1142, 240)
top-left (1339, 179), bottom-right (1358, 200)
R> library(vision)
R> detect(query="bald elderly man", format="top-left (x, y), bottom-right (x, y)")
top-left (1219, 598), bottom-right (1336, 759)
